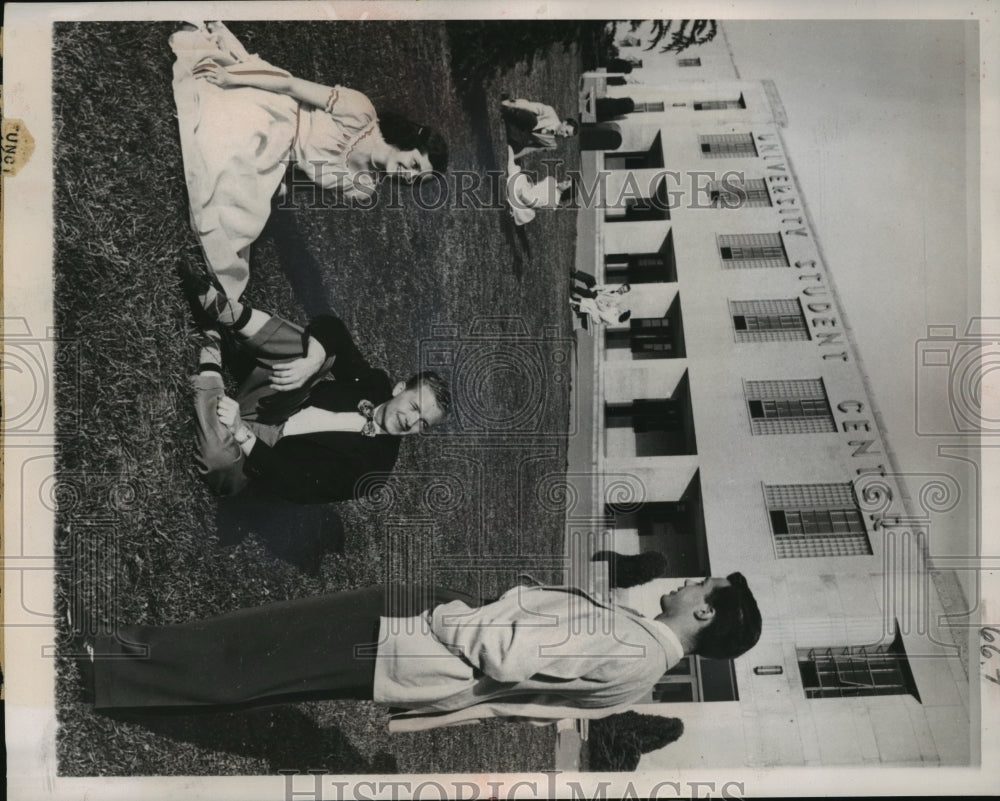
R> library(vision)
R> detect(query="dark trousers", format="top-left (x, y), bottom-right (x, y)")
top-left (571, 269), bottom-right (598, 299)
top-left (193, 314), bottom-right (336, 496)
top-left (92, 585), bottom-right (479, 712)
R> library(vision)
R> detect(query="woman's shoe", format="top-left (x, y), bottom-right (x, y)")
top-left (67, 632), bottom-right (96, 703)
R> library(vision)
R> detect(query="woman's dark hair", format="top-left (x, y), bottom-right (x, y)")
top-left (694, 572), bottom-right (762, 660)
top-left (378, 111), bottom-right (449, 173)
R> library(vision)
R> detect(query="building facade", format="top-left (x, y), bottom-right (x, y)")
top-left (568, 41), bottom-right (973, 767)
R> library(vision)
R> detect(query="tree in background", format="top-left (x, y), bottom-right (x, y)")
top-left (587, 711), bottom-right (685, 771)
top-left (448, 21), bottom-right (608, 85)
top-left (622, 20), bottom-right (719, 53)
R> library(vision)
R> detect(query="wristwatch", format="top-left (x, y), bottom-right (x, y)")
top-left (234, 425), bottom-right (254, 445)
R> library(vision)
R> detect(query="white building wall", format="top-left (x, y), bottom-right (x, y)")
top-left (580, 68), bottom-right (971, 766)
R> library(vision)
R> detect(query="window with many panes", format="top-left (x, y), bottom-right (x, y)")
top-left (651, 655), bottom-right (739, 703)
top-left (764, 483), bottom-right (872, 558)
top-left (632, 101), bottom-right (666, 113)
top-left (678, 57), bottom-right (702, 67)
top-left (744, 379), bottom-right (835, 435)
top-left (699, 133), bottom-right (757, 159)
top-left (797, 626), bottom-right (921, 701)
top-left (710, 178), bottom-right (771, 208)
top-left (718, 233), bottom-right (789, 269)
top-left (629, 317), bottom-right (675, 355)
top-left (605, 231), bottom-right (677, 284)
top-left (730, 299), bottom-right (809, 342)
top-left (694, 94), bottom-right (746, 110)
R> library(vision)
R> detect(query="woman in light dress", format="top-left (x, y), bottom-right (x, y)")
top-left (169, 22), bottom-right (448, 330)
top-left (504, 146), bottom-right (574, 227)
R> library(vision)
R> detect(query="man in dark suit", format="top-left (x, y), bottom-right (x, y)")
top-left (192, 311), bottom-right (450, 504)
top-left (500, 95), bottom-right (577, 160)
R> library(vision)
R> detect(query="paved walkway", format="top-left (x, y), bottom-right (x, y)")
top-left (555, 160), bottom-right (605, 771)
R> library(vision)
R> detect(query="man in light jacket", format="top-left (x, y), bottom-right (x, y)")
top-left (79, 576), bottom-right (761, 729)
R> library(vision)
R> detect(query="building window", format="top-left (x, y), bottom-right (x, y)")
top-left (605, 232), bottom-right (677, 284)
top-left (629, 317), bottom-right (675, 355)
top-left (678, 57), bottom-right (701, 67)
top-left (710, 178), bottom-right (772, 208)
top-left (605, 132), bottom-right (664, 170)
top-left (745, 379), bottom-right (835, 435)
top-left (765, 483), bottom-right (872, 558)
top-left (632, 101), bottom-right (666, 113)
top-left (718, 233), bottom-right (788, 269)
top-left (605, 175), bottom-right (671, 223)
top-left (730, 299), bottom-right (809, 342)
top-left (652, 656), bottom-right (739, 703)
top-left (700, 133), bottom-right (757, 159)
top-left (694, 94), bottom-right (746, 111)
top-left (605, 472), bottom-right (708, 577)
top-left (607, 295), bottom-right (687, 360)
top-left (604, 374), bottom-right (696, 456)
top-left (606, 254), bottom-right (674, 284)
top-left (797, 626), bottom-right (921, 701)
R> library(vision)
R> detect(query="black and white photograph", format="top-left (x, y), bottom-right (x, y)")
top-left (3, 2), bottom-right (998, 798)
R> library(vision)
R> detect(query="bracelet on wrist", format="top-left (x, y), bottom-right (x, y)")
top-left (234, 426), bottom-right (254, 445)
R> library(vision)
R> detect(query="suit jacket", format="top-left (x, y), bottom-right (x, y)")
top-left (242, 316), bottom-right (402, 504)
top-left (501, 102), bottom-right (558, 151)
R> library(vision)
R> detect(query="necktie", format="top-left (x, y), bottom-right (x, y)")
top-left (358, 399), bottom-right (378, 437)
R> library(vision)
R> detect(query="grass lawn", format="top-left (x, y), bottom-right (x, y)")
top-left (53, 20), bottom-right (591, 775)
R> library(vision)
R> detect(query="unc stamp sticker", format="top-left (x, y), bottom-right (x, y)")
top-left (1, 117), bottom-right (34, 176)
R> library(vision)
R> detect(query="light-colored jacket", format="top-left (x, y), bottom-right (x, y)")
top-left (510, 98), bottom-right (562, 131)
top-left (373, 585), bottom-right (684, 731)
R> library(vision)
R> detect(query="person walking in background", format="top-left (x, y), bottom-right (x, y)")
top-left (500, 94), bottom-right (577, 160)
top-left (570, 270), bottom-right (632, 327)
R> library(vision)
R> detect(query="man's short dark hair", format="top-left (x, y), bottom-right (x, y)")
top-left (559, 178), bottom-right (578, 208)
top-left (404, 371), bottom-right (452, 416)
top-left (693, 572), bottom-right (762, 659)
